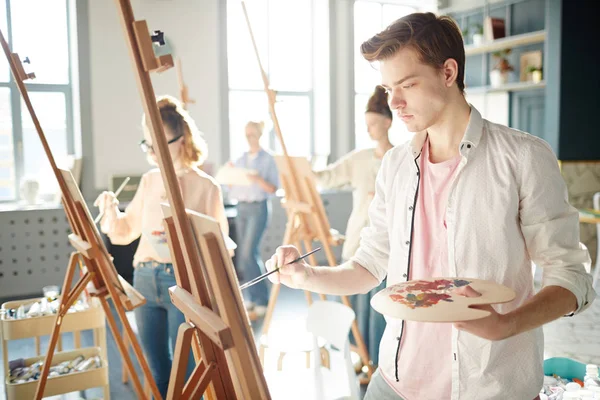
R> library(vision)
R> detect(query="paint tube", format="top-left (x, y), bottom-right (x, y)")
top-left (74, 356), bottom-right (101, 372)
top-left (68, 355), bottom-right (85, 370)
top-left (15, 305), bottom-right (25, 319)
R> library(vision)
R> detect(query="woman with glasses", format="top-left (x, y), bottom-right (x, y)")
top-left (94, 95), bottom-right (228, 398)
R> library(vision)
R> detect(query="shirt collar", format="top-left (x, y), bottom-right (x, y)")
top-left (408, 104), bottom-right (483, 159)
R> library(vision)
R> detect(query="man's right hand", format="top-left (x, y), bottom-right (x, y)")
top-left (265, 245), bottom-right (312, 289)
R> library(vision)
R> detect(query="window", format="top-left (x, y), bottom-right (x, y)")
top-left (226, 0), bottom-right (314, 161)
top-left (0, 0), bottom-right (75, 201)
top-left (353, 1), bottom-right (416, 150)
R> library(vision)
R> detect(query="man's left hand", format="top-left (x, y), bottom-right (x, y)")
top-left (453, 286), bottom-right (517, 341)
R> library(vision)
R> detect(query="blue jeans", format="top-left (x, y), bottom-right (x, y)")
top-left (350, 278), bottom-right (387, 366)
top-left (133, 262), bottom-right (195, 399)
top-left (235, 200), bottom-right (270, 306)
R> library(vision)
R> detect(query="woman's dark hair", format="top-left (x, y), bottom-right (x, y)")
top-left (366, 85), bottom-right (393, 120)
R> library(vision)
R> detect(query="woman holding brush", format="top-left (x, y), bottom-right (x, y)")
top-left (94, 95), bottom-right (228, 398)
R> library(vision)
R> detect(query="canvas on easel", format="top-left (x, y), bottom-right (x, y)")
top-left (113, 0), bottom-right (271, 398)
top-left (0, 27), bottom-right (163, 400)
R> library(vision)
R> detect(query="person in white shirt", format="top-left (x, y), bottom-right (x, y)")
top-left (314, 85), bottom-right (393, 367)
top-left (265, 12), bottom-right (596, 400)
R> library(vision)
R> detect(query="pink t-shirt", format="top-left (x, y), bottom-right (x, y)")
top-left (385, 138), bottom-right (461, 399)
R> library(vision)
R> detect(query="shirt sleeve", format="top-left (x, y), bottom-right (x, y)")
top-left (104, 174), bottom-right (146, 245)
top-left (519, 138), bottom-right (596, 315)
top-left (205, 182), bottom-right (229, 237)
top-left (265, 154), bottom-right (280, 189)
top-left (315, 151), bottom-right (355, 189)
top-left (350, 151), bottom-right (390, 283)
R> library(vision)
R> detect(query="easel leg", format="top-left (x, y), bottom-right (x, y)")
top-left (166, 323), bottom-right (195, 400)
top-left (34, 253), bottom-right (88, 400)
top-left (92, 251), bottom-right (162, 400)
top-left (98, 297), bottom-right (147, 399)
top-left (181, 361), bottom-right (215, 400)
top-left (122, 332), bottom-right (130, 384)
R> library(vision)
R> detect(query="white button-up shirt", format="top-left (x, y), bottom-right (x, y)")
top-left (352, 106), bottom-right (596, 400)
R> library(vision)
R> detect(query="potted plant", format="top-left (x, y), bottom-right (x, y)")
top-left (527, 65), bottom-right (543, 83)
top-left (472, 24), bottom-right (484, 46)
top-left (490, 49), bottom-right (514, 87)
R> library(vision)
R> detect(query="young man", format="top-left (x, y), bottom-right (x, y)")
top-left (266, 12), bottom-right (595, 400)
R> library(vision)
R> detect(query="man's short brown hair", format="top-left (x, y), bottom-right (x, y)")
top-left (360, 12), bottom-right (465, 92)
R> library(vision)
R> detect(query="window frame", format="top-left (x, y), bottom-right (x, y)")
top-left (0, 0), bottom-right (75, 202)
top-left (224, 0), bottom-right (315, 161)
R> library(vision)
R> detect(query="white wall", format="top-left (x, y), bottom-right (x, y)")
top-left (87, 0), bottom-right (222, 190)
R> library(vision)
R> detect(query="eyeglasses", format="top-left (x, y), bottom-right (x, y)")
top-left (139, 135), bottom-right (183, 153)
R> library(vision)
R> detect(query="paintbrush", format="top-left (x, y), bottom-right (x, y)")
top-left (94, 177), bottom-right (130, 224)
top-left (239, 247), bottom-right (322, 290)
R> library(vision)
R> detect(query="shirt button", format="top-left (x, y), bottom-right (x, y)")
top-left (408, 206), bottom-right (413, 211)
top-left (405, 240), bottom-right (410, 245)
top-left (403, 273), bottom-right (407, 278)
top-left (467, 144), bottom-right (472, 149)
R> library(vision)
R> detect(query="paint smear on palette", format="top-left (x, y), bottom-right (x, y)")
top-left (389, 279), bottom-right (472, 309)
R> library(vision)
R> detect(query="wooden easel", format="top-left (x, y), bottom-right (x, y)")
top-left (240, 1), bottom-right (374, 380)
top-left (113, 0), bottom-right (271, 398)
top-left (0, 29), bottom-right (162, 400)
top-left (163, 207), bottom-right (271, 400)
top-left (175, 57), bottom-right (195, 109)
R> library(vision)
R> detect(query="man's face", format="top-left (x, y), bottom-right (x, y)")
top-left (380, 47), bottom-right (451, 133)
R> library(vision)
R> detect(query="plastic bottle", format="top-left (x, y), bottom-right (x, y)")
top-left (585, 365), bottom-right (600, 388)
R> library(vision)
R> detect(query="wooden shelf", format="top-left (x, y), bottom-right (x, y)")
top-left (1, 297), bottom-right (109, 399)
top-left (466, 81), bottom-right (546, 94)
top-left (465, 30), bottom-right (546, 56)
top-left (5, 347), bottom-right (108, 400)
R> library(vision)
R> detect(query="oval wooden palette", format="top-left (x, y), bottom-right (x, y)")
top-left (371, 278), bottom-right (516, 322)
